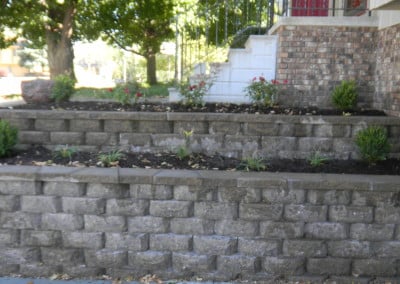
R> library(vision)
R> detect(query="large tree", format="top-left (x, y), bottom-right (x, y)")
top-left (0, 0), bottom-right (84, 79)
top-left (81, 0), bottom-right (175, 85)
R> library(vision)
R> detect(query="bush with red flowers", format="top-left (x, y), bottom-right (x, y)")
top-left (244, 76), bottom-right (287, 106)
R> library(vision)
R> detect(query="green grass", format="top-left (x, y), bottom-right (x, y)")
top-left (73, 82), bottom-right (171, 100)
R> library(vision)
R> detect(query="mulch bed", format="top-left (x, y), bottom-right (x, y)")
top-left (2, 101), bottom-right (398, 175)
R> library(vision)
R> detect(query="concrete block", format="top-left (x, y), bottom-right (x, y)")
top-left (172, 252), bottom-right (216, 273)
top-left (0, 195), bottom-right (18, 211)
top-left (170, 218), bottom-right (214, 235)
top-left (194, 202), bottom-right (238, 219)
top-left (305, 222), bottom-right (348, 239)
top-left (1, 212), bottom-right (41, 229)
top-left (150, 233), bottom-right (192, 251)
top-left (214, 219), bottom-right (258, 237)
top-left (138, 121), bottom-right (172, 133)
top-left (21, 196), bottom-right (61, 213)
top-left (263, 257), bottom-right (305, 276)
top-left (372, 241), bottom-right (400, 258)
top-left (62, 197), bottom-right (105, 215)
top-left (174, 185), bottom-right (214, 201)
top-left (43, 182), bottom-right (85, 197)
top-left (84, 215), bottom-right (126, 232)
top-left (0, 229), bottom-right (19, 245)
top-left (329, 205), bottom-right (373, 223)
top-left (307, 189), bottom-right (351, 205)
top-left (150, 200), bottom-right (193, 218)
top-left (128, 216), bottom-right (168, 233)
top-left (375, 206), bottom-right (400, 224)
top-left (307, 258), bottom-right (351, 276)
top-left (85, 249), bottom-right (127, 268)
top-left (129, 251), bottom-right (171, 270)
top-left (50, 132), bottom-right (84, 145)
top-left (86, 183), bottom-right (129, 198)
top-left (41, 213), bottom-right (83, 230)
top-left (0, 248), bottom-right (40, 265)
top-left (217, 255), bottom-right (258, 279)
top-left (209, 121), bottom-right (241, 135)
top-left (238, 238), bottom-right (279, 256)
top-left (106, 199), bottom-right (149, 216)
top-left (41, 248), bottom-right (84, 266)
top-left (239, 204), bottom-right (283, 220)
top-left (284, 205), bottom-right (328, 222)
top-left (35, 119), bottom-right (67, 131)
top-left (18, 131), bottom-right (50, 144)
top-left (262, 188), bottom-right (305, 204)
top-left (104, 120), bottom-right (136, 132)
top-left (21, 230), bottom-right (61, 247)
top-left (283, 240), bottom-right (327, 257)
top-left (327, 240), bottom-right (371, 258)
top-left (352, 259), bottom-right (397, 277)
top-left (62, 231), bottom-right (104, 249)
top-left (352, 191), bottom-right (394, 206)
top-left (0, 181), bottom-right (40, 195)
top-left (70, 119), bottom-right (102, 132)
top-left (260, 221), bottom-right (304, 238)
top-left (193, 235), bottom-right (237, 255)
top-left (105, 233), bottom-right (148, 251)
top-left (350, 223), bottom-right (395, 240)
top-left (85, 132), bottom-right (118, 146)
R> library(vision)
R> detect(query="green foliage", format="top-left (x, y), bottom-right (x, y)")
top-left (179, 73), bottom-right (215, 107)
top-left (331, 80), bottom-right (358, 111)
top-left (98, 150), bottom-right (125, 167)
top-left (53, 145), bottom-right (77, 162)
top-left (244, 76), bottom-right (283, 106)
top-left (51, 75), bottom-right (76, 103)
top-left (308, 151), bottom-right (329, 167)
top-left (0, 120), bottom-right (18, 158)
top-left (112, 81), bottom-right (142, 105)
top-left (355, 126), bottom-right (390, 164)
top-left (175, 129), bottom-right (193, 160)
top-left (238, 157), bottom-right (266, 172)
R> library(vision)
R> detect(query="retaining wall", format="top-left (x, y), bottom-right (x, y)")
top-left (0, 166), bottom-right (399, 282)
top-left (1, 109), bottom-right (400, 160)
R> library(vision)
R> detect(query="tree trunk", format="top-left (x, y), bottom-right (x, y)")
top-left (46, 3), bottom-right (76, 80)
top-left (146, 53), bottom-right (157, 85)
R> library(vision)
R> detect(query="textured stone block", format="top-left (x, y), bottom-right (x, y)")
top-left (1, 212), bottom-right (41, 229)
top-left (105, 233), bottom-right (148, 251)
top-left (0, 229), bottom-right (18, 245)
top-left (41, 213), bottom-right (83, 230)
top-left (298, 137), bottom-right (333, 152)
top-left (104, 120), bottom-right (136, 132)
top-left (50, 132), bottom-right (84, 145)
top-left (372, 241), bottom-right (400, 258)
top-left (128, 216), bottom-right (168, 233)
top-left (85, 249), bottom-right (127, 268)
top-left (209, 121), bottom-right (241, 135)
top-left (43, 182), bottom-right (85, 197)
top-left (138, 121), bottom-right (172, 133)
top-left (18, 131), bottom-right (50, 144)
top-left (6, 118), bottom-right (34, 130)
top-left (86, 183), bottom-right (128, 198)
top-left (352, 259), bottom-right (397, 277)
top-left (352, 191), bottom-right (394, 206)
top-left (305, 222), bottom-right (347, 239)
top-left (307, 258), bottom-right (351, 276)
top-left (238, 238), bottom-right (279, 256)
top-left (62, 232), bottom-right (104, 249)
top-left (263, 257), bottom-right (305, 276)
top-left (262, 188), bottom-right (305, 204)
top-left (19, 263), bottom-right (59, 277)
top-left (21, 230), bottom-right (61, 247)
top-left (239, 204), bottom-right (283, 220)
top-left (217, 255), bottom-right (258, 279)
top-left (245, 123), bottom-right (279, 135)
top-left (21, 196), bottom-right (61, 213)
top-left (0, 195), bottom-right (18, 211)
top-left (85, 132), bottom-right (118, 146)
top-left (130, 184), bottom-right (173, 200)
top-left (35, 119), bottom-right (67, 131)
top-left (119, 133), bottom-right (152, 146)
top-left (350, 223), bottom-right (395, 240)
top-left (129, 251), bottom-right (171, 270)
top-left (218, 186), bottom-right (261, 203)
top-left (0, 181), bottom-right (40, 195)
top-left (329, 205), bottom-right (373, 223)
top-left (173, 121), bottom-right (209, 134)
top-left (0, 248), bottom-right (40, 265)
top-left (260, 221), bottom-right (304, 238)
top-left (284, 205), bottom-right (327, 222)
top-left (307, 189), bottom-right (351, 205)
top-left (41, 248), bottom-right (84, 266)
top-left (327, 240), bottom-right (370, 258)
top-left (150, 234), bottom-right (192, 251)
top-left (106, 199), bottom-right (149, 216)
top-left (283, 240), bottom-right (327, 257)
top-left (193, 235), bottom-right (237, 255)
top-left (170, 218), bottom-right (214, 235)
top-left (70, 119), bottom-right (102, 132)
top-left (84, 215), bottom-right (126, 232)
top-left (194, 202), bottom-right (238, 219)
top-left (214, 219), bottom-right (258, 237)
top-left (375, 206), bottom-right (400, 224)
top-left (174, 185), bottom-right (214, 201)
top-left (172, 252), bottom-right (216, 273)
top-left (62, 197), bottom-right (105, 215)
top-left (150, 200), bottom-right (193, 218)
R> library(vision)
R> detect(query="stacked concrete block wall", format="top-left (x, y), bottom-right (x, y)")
top-left (374, 23), bottom-right (400, 116)
top-left (0, 166), bottom-right (399, 281)
top-left (1, 109), bottom-right (400, 160)
top-left (271, 25), bottom-right (377, 109)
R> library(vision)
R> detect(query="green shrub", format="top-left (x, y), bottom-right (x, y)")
top-left (238, 157), bottom-right (266, 171)
top-left (51, 75), bottom-right (76, 103)
top-left (355, 126), bottom-right (390, 164)
top-left (331, 80), bottom-right (358, 111)
top-left (113, 81), bottom-right (141, 105)
top-left (0, 120), bottom-right (18, 157)
top-left (98, 150), bottom-right (124, 167)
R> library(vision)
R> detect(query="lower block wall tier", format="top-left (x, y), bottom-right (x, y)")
top-left (0, 166), bottom-right (399, 281)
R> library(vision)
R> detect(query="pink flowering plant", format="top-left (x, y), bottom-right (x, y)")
top-left (112, 81), bottom-right (142, 105)
top-left (179, 72), bottom-right (215, 107)
top-left (244, 76), bottom-right (287, 106)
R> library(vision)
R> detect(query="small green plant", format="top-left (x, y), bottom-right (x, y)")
top-left (175, 129), bottom-right (193, 160)
top-left (53, 145), bottom-right (77, 161)
top-left (112, 81), bottom-right (142, 105)
top-left (179, 72), bottom-right (215, 107)
top-left (0, 120), bottom-right (18, 157)
top-left (331, 80), bottom-right (358, 111)
top-left (244, 76), bottom-right (286, 107)
top-left (51, 74), bottom-right (76, 103)
top-left (308, 151), bottom-right (329, 167)
top-left (238, 157), bottom-right (266, 172)
top-left (355, 126), bottom-right (390, 164)
top-left (98, 150), bottom-right (125, 167)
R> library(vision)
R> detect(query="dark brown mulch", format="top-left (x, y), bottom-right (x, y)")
top-left (1, 146), bottom-right (399, 175)
top-left (10, 101), bottom-right (386, 116)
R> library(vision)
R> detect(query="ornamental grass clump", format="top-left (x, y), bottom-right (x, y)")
top-left (0, 120), bottom-right (18, 157)
top-left (331, 80), bottom-right (358, 112)
top-left (244, 76), bottom-right (286, 107)
top-left (355, 126), bottom-right (390, 164)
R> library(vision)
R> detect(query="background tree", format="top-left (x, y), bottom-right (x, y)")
top-left (81, 0), bottom-right (175, 85)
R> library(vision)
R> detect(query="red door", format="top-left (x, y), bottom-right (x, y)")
top-left (292, 0), bottom-right (329, 16)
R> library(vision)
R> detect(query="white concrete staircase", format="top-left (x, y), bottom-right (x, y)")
top-left (169, 35), bottom-right (278, 104)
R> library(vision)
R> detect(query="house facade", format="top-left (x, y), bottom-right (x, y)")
top-left (270, 0), bottom-right (400, 116)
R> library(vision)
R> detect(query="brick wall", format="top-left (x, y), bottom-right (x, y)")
top-left (1, 109), bottom-right (400, 160)
top-left (0, 166), bottom-right (399, 281)
top-left (273, 25), bottom-right (378, 109)
top-left (374, 23), bottom-right (400, 116)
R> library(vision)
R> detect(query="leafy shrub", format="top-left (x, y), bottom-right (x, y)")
top-left (179, 72), bottom-right (215, 107)
top-left (113, 81), bottom-right (142, 105)
top-left (244, 76), bottom-right (285, 107)
top-left (98, 150), bottom-right (125, 167)
top-left (238, 157), bottom-right (266, 171)
top-left (308, 151), bottom-right (329, 167)
top-left (51, 74), bottom-right (76, 103)
top-left (331, 80), bottom-right (358, 111)
top-left (355, 126), bottom-right (390, 163)
top-left (0, 120), bottom-right (18, 157)
top-left (53, 145), bottom-right (77, 162)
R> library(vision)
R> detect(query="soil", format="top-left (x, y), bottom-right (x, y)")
top-left (2, 101), bottom-right (399, 175)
